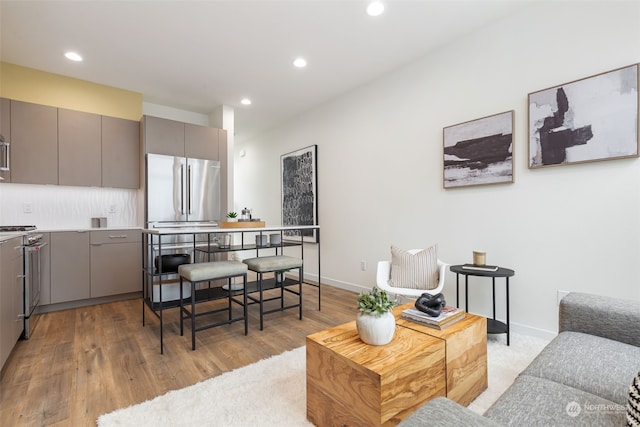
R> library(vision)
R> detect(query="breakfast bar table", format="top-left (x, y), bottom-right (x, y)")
top-left (141, 224), bottom-right (320, 353)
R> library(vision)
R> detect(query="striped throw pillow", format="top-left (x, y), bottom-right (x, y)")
top-left (390, 245), bottom-right (439, 290)
top-left (629, 371), bottom-right (640, 426)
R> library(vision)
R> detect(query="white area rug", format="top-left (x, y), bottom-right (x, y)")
top-left (98, 333), bottom-right (550, 426)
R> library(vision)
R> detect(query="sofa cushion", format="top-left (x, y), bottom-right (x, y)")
top-left (390, 245), bottom-right (439, 290)
top-left (521, 331), bottom-right (640, 405)
top-left (398, 397), bottom-right (500, 427)
top-left (485, 375), bottom-right (626, 426)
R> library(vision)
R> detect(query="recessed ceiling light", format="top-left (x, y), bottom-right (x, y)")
top-left (64, 51), bottom-right (83, 62)
top-left (293, 58), bottom-right (307, 68)
top-left (241, 98), bottom-right (252, 106)
top-left (366, 1), bottom-right (385, 17)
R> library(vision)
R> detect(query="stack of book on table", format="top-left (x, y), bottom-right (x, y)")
top-left (401, 305), bottom-right (466, 330)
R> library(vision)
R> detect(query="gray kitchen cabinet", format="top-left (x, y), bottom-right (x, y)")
top-left (38, 233), bottom-right (51, 306)
top-left (143, 115), bottom-right (221, 160)
top-left (0, 236), bottom-right (24, 370)
top-left (58, 108), bottom-right (102, 187)
top-left (102, 116), bottom-right (140, 189)
top-left (50, 231), bottom-right (90, 304)
top-left (0, 98), bottom-right (10, 182)
top-left (142, 115), bottom-right (185, 157)
top-left (185, 122), bottom-right (219, 160)
top-left (10, 100), bottom-right (58, 185)
top-left (89, 230), bottom-right (141, 298)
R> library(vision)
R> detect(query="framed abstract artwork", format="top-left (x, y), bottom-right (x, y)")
top-left (528, 64), bottom-right (639, 168)
top-left (443, 110), bottom-right (514, 189)
top-left (280, 145), bottom-right (318, 243)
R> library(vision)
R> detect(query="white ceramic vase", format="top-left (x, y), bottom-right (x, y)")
top-left (356, 311), bottom-right (396, 345)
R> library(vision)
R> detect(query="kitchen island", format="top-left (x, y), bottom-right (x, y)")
top-left (141, 225), bottom-right (320, 353)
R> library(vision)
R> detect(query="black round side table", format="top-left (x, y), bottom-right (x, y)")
top-left (449, 264), bottom-right (515, 346)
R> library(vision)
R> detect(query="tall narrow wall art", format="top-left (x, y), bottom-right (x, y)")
top-left (528, 64), bottom-right (639, 168)
top-left (443, 111), bottom-right (514, 189)
top-left (281, 145), bottom-right (318, 242)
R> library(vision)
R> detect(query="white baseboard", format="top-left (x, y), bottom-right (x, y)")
top-left (306, 273), bottom-right (558, 341)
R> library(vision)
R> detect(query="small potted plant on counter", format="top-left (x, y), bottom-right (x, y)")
top-left (356, 286), bottom-right (397, 345)
top-left (226, 211), bottom-right (238, 222)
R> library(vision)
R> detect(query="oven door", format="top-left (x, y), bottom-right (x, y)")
top-left (23, 242), bottom-right (46, 339)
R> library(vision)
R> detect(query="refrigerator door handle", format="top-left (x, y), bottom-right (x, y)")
top-left (179, 164), bottom-right (185, 215)
top-left (188, 164), bottom-right (193, 214)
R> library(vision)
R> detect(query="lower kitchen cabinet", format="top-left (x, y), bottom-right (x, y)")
top-left (1, 236), bottom-right (24, 370)
top-left (90, 230), bottom-right (141, 298)
top-left (48, 229), bottom-right (141, 306)
top-left (51, 231), bottom-right (90, 304)
top-left (38, 233), bottom-right (51, 306)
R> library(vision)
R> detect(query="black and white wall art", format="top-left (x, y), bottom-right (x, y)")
top-left (280, 145), bottom-right (318, 242)
top-left (443, 110), bottom-right (514, 189)
top-left (528, 64), bottom-right (639, 168)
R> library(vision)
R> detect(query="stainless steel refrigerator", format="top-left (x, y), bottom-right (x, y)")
top-left (145, 153), bottom-right (221, 227)
top-left (145, 153), bottom-right (221, 296)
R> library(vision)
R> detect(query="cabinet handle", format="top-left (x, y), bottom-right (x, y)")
top-left (108, 235), bottom-right (128, 239)
top-left (0, 141), bottom-right (9, 172)
top-left (90, 243), bottom-right (103, 246)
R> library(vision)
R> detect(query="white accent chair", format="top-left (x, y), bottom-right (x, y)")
top-left (376, 249), bottom-right (448, 299)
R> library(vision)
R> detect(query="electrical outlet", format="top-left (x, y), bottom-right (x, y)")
top-left (557, 290), bottom-right (570, 305)
top-left (360, 260), bottom-right (367, 271)
top-left (23, 203), bottom-right (33, 213)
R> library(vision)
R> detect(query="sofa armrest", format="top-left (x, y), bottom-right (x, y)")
top-left (398, 397), bottom-right (502, 427)
top-left (559, 292), bottom-right (640, 347)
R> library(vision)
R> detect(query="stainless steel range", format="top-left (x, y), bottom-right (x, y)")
top-left (0, 225), bottom-right (46, 339)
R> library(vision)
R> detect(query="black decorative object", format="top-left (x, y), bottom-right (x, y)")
top-left (415, 292), bottom-right (446, 317)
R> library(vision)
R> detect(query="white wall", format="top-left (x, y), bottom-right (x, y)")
top-left (235, 1), bottom-right (640, 339)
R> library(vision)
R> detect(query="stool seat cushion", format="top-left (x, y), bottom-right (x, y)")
top-left (243, 255), bottom-right (303, 272)
top-left (178, 261), bottom-right (247, 282)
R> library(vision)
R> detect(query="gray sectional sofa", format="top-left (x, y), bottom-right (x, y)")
top-left (399, 292), bottom-right (640, 426)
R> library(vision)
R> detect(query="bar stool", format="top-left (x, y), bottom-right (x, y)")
top-left (178, 260), bottom-right (248, 350)
top-left (242, 255), bottom-right (303, 330)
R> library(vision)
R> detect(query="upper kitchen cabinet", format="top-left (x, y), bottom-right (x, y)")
top-left (0, 98), bottom-right (10, 182)
top-left (10, 100), bottom-right (58, 185)
top-left (142, 115), bottom-right (222, 160)
top-left (58, 108), bottom-right (102, 187)
top-left (185, 123), bottom-right (219, 160)
top-left (142, 115), bottom-right (185, 157)
top-left (102, 116), bottom-right (140, 189)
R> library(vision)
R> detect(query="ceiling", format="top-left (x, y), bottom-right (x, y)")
top-left (0, 1), bottom-right (528, 142)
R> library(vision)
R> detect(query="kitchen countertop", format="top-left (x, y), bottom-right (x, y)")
top-left (38, 226), bottom-right (142, 233)
top-left (143, 225), bottom-right (319, 235)
top-left (0, 226), bottom-right (142, 243)
top-left (0, 231), bottom-right (28, 243)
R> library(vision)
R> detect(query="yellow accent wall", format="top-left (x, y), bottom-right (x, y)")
top-left (0, 62), bottom-right (142, 120)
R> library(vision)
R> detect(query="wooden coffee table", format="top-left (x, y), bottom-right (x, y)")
top-left (306, 304), bottom-right (487, 427)
top-left (394, 303), bottom-right (488, 406)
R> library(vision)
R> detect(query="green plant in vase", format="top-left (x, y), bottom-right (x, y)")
top-left (356, 286), bottom-right (397, 345)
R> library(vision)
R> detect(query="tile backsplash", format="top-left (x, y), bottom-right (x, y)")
top-left (0, 183), bottom-right (139, 229)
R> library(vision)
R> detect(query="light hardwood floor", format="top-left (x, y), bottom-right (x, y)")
top-left (0, 284), bottom-right (358, 426)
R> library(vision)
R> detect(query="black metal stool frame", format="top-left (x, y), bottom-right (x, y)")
top-left (246, 265), bottom-right (303, 330)
top-left (179, 272), bottom-right (248, 350)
